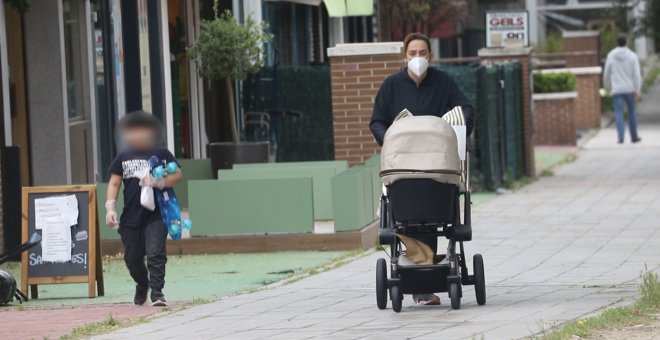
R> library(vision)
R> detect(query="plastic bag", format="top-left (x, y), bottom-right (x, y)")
top-left (139, 169), bottom-right (155, 211)
top-left (141, 186), bottom-right (155, 211)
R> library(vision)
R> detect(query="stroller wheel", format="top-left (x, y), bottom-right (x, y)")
top-left (376, 258), bottom-right (388, 310)
top-left (473, 254), bottom-right (486, 306)
top-left (391, 285), bottom-right (402, 313)
top-left (449, 282), bottom-right (461, 310)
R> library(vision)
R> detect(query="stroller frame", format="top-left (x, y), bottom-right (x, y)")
top-left (376, 153), bottom-right (486, 312)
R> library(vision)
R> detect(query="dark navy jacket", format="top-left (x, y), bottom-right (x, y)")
top-left (369, 67), bottom-right (475, 146)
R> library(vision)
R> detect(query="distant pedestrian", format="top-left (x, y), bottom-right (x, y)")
top-left (604, 34), bottom-right (642, 144)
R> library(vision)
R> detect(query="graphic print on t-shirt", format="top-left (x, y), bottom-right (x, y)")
top-left (122, 159), bottom-right (150, 179)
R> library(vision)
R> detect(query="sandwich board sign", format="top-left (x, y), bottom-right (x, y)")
top-left (21, 185), bottom-right (104, 299)
top-left (485, 11), bottom-right (529, 48)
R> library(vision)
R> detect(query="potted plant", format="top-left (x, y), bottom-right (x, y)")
top-left (188, 2), bottom-right (273, 172)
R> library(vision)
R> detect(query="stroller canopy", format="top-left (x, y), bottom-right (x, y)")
top-left (380, 116), bottom-right (461, 186)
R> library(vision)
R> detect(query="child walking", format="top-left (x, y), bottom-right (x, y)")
top-left (105, 111), bottom-right (182, 306)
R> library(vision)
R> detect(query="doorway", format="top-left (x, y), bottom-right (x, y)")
top-left (64, 0), bottom-right (95, 184)
top-left (167, 0), bottom-right (210, 159)
top-left (168, 0), bottom-right (193, 158)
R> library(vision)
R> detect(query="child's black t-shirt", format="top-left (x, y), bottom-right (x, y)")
top-left (109, 147), bottom-right (178, 228)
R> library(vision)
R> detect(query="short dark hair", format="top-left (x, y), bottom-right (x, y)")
top-left (617, 34), bottom-right (627, 47)
top-left (403, 33), bottom-right (431, 53)
top-left (119, 110), bottom-right (162, 131)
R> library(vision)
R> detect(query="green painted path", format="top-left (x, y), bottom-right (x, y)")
top-left (0, 251), bottom-right (349, 307)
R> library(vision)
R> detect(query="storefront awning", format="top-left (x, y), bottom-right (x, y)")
top-left (265, 0), bottom-right (374, 17)
top-left (323, 0), bottom-right (373, 17)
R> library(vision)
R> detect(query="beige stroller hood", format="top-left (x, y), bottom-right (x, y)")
top-left (380, 116), bottom-right (461, 186)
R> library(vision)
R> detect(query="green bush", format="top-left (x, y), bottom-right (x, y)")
top-left (533, 72), bottom-right (577, 93)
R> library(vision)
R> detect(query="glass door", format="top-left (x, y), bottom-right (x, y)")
top-left (167, 0), bottom-right (196, 158)
top-left (64, 0), bottom-right (95, 184)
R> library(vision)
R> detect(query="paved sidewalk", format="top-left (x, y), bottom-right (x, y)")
top-left (95, 90), bottom-right (660, 339)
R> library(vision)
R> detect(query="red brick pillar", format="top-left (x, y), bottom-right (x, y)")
top-left (327, 42), bottom-right (403, 165)
top-left (478, 47), bottom-right (536, 177)
top-left (573, 68), bottom-right (603, 129)
top-left (563, 31), bottom-right (601, 68)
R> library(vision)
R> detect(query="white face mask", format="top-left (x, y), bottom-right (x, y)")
top-left (407, 57), bottom-right (429, 77)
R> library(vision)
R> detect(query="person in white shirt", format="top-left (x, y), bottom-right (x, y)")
top-left (604, 34), bottom-right (642, 144)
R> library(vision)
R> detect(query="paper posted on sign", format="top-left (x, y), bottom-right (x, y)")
top-left (41, 217), bottom-right (72, 263)
top-left (34, 195), bottom-right (79, 229)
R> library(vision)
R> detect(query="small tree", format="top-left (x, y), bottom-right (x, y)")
top-left (188, 3), bottom-right (272, 143)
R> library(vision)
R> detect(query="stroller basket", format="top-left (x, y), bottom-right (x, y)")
top-left (388, 179), bottom-right (457, 225)
top-left (397, 264), bottom-right (451, 294)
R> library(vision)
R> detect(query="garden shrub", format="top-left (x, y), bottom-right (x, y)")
top-left (533, 72), bottom-right (577, 93)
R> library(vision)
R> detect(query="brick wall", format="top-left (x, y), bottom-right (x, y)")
top-left (479, 47), bottom-right (536, 177)
top-left (538, 67), bottom-right (603, 130)
top-left (575, 73), bottom-right (602, 129)
top-left (563, 31), bottom-right (600, 68)
top-left (534, 93), bottom-right (578, 145)
top-left (328, 43), bottom-right (403, 165)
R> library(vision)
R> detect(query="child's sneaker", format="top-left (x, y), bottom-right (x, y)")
top-left (151, 289), bottom-right (167, 307)
top-left (134, 285), bottom-right (149, 306)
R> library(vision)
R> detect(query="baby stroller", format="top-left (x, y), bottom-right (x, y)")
top-left (376, 115), bottom-right (486, 312)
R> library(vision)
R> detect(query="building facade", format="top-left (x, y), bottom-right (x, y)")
top-left (0, 0), bottom-right (378, 252)
top-left (0, 0), bottom-right (201, 253)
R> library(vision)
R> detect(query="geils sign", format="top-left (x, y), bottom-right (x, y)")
top-left (485, 11), bottom-right (529, 48)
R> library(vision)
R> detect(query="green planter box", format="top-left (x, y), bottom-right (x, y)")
top-left (218, 166), bottom-right (338, 220)
top-left (188, 177), bottom-right (314, 236)
top-left (331, 166), bottom-right (375, 232)
top-left (233, 160), bottom-right (348, 174)
top-left (363, 154), bottom-right (382, 213)
top-left (174, 159), bottom-right (214, 208)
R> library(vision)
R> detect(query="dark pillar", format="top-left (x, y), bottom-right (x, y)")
top-left (148, 0), bottom-right (164, 121)
top-left (121, 0), bottom-right (142, 112)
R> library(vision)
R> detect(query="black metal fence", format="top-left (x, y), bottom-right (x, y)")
top-left (438, 62), bottom-right (526, 191)
top-left (243, 62), bottom-right (526, 191)
top-left (243, 66), bottom-right (334, 161)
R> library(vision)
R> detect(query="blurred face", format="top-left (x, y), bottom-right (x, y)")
top-left (121, 126), bottom-right (156, 150)
top-left (405, 39), bottom-right (431, 62)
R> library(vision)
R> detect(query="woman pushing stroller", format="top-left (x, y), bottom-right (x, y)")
top-left (370, 33), bottom-right (476, 306)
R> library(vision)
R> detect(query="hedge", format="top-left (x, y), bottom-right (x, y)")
top-left (533, 72), bottom-right (577, 93)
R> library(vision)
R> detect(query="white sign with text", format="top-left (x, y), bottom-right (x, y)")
top-left (485, 11), bottom-right (529, 48)
top-left (41, 218), bottom-right (72, 263)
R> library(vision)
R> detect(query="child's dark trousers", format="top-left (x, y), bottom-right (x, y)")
top-left (119, 215), bottom-right (167, 289)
